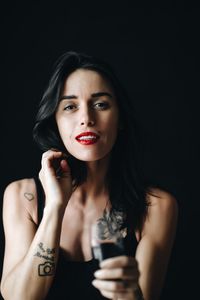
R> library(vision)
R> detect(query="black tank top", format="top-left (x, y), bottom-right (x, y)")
top-left (34, 176), bottom-right (138, 300)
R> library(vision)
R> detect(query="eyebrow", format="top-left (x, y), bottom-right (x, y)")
top-left (59, 92), bottom-right (113, 101)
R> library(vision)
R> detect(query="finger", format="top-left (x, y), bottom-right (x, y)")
top-left (49, 149), bottom-right (69, 159)
top-left (42, 149), bottom-right (62, 158)
top-left (92, 279), bottom-right (136, 292)
top-left (94, 267), bottom-right (139, 280)
top-left (100, 256), bottom-right (137, 269)
top-left (50, 148), bottom-right (62, 152)
top-left (56, 160), bottom-right (71, 179)
top-left (41, 151), bottom-right (65, 176)
top-left (99, 290), bottom-right (113, 299)
top-left (42, 151), bottom-right (63, 167)
top-left (99, 290), bottom-right (133, 300)
top-left (60, 159), bottom-right (70, 173)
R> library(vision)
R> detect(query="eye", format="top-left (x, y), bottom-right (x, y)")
top-left (94, 102), bottom-right (110, 110)
top-left (63, 104), bottom-right (77, 111)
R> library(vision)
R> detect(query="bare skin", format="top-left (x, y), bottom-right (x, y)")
top-left (1, 70), bottom-right (178, 300)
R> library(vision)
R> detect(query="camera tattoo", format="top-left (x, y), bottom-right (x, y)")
top-left (38, 261), bottom-right (55, 277)
top-left (34, 243), bottom-right (56, 276)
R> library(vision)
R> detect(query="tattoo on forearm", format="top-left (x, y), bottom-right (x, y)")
top-left (24, 192), bottom-right (34, 201)
top-left (34, 243), bottom-right (56, 276)
top-left (34, 251), bottom-right (54, 262)
top-left (38, 261), bottom-right (55, 276)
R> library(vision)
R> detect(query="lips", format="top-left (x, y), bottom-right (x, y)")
top-left (75, 131), bottom-right (100, 145)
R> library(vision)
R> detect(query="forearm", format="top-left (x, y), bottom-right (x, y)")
top-left (1, 205), bottom-right (65, 300)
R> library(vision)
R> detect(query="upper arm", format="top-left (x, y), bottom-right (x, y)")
top-left (135, 189), bottom-right (178, 300)
top-left (1, 179), bottom-right (38, 283)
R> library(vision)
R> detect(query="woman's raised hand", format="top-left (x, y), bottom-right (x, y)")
top-left (92, 256), bottom-right (142, 300)
top-left (39, 150), bottom-right (72, 210)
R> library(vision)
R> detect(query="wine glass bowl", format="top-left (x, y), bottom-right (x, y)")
top-left (90, 217), bottom-right (126, 262)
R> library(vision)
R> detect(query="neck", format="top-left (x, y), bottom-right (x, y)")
top-left (77, 155), bottom-right (110, 203)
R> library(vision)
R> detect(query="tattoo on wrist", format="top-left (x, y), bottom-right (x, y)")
top-left (34, 243), bottom-right (56, 276)
top-left (24, 192), bottom-right (34, 201)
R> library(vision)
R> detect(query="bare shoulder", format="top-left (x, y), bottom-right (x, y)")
top-left (141, 187), bottom-right (178, 239)
top-left (3, 178), bottom-right (38, 225)
top-left (146, 187), bottom-right (178, 212)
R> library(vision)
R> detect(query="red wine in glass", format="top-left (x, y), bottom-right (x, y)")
top-left (92, 239), bottom-right (126, 262)
top-left (91, 222), bottom-right (126, 262)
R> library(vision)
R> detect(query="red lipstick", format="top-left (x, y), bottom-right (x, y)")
top-left (75, 132), bottom-right (100, 145)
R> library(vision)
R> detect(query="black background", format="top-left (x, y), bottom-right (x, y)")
top-left (1, 1), bottom-right (200, 299)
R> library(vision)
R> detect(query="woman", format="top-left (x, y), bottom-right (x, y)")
top-left (0, 51), bottom-right (178, 300)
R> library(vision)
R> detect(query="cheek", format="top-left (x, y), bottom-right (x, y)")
top-left (107, 114), bottom-right (119, 134)
top-left (56, 119), bottom-right (72, 144)
top-left (56, 115), bottom-right (73, 133)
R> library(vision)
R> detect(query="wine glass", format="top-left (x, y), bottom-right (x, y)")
top-left (90, 211), bottom-right (126, 262)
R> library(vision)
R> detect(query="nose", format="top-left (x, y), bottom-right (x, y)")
top-left (80, 106), bottom-right (95, 127)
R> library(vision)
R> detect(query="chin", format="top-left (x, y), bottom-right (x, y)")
top-left (70, 150), bottom-right (110, 162)
top-left (73, 155), bottom-right (104, 162)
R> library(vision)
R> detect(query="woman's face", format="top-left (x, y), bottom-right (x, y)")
top-left (55, 69), bottom-right (119, 162)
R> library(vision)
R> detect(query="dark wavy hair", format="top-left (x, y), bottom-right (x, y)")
top-left (33, 51), bottom-right (149, 230)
